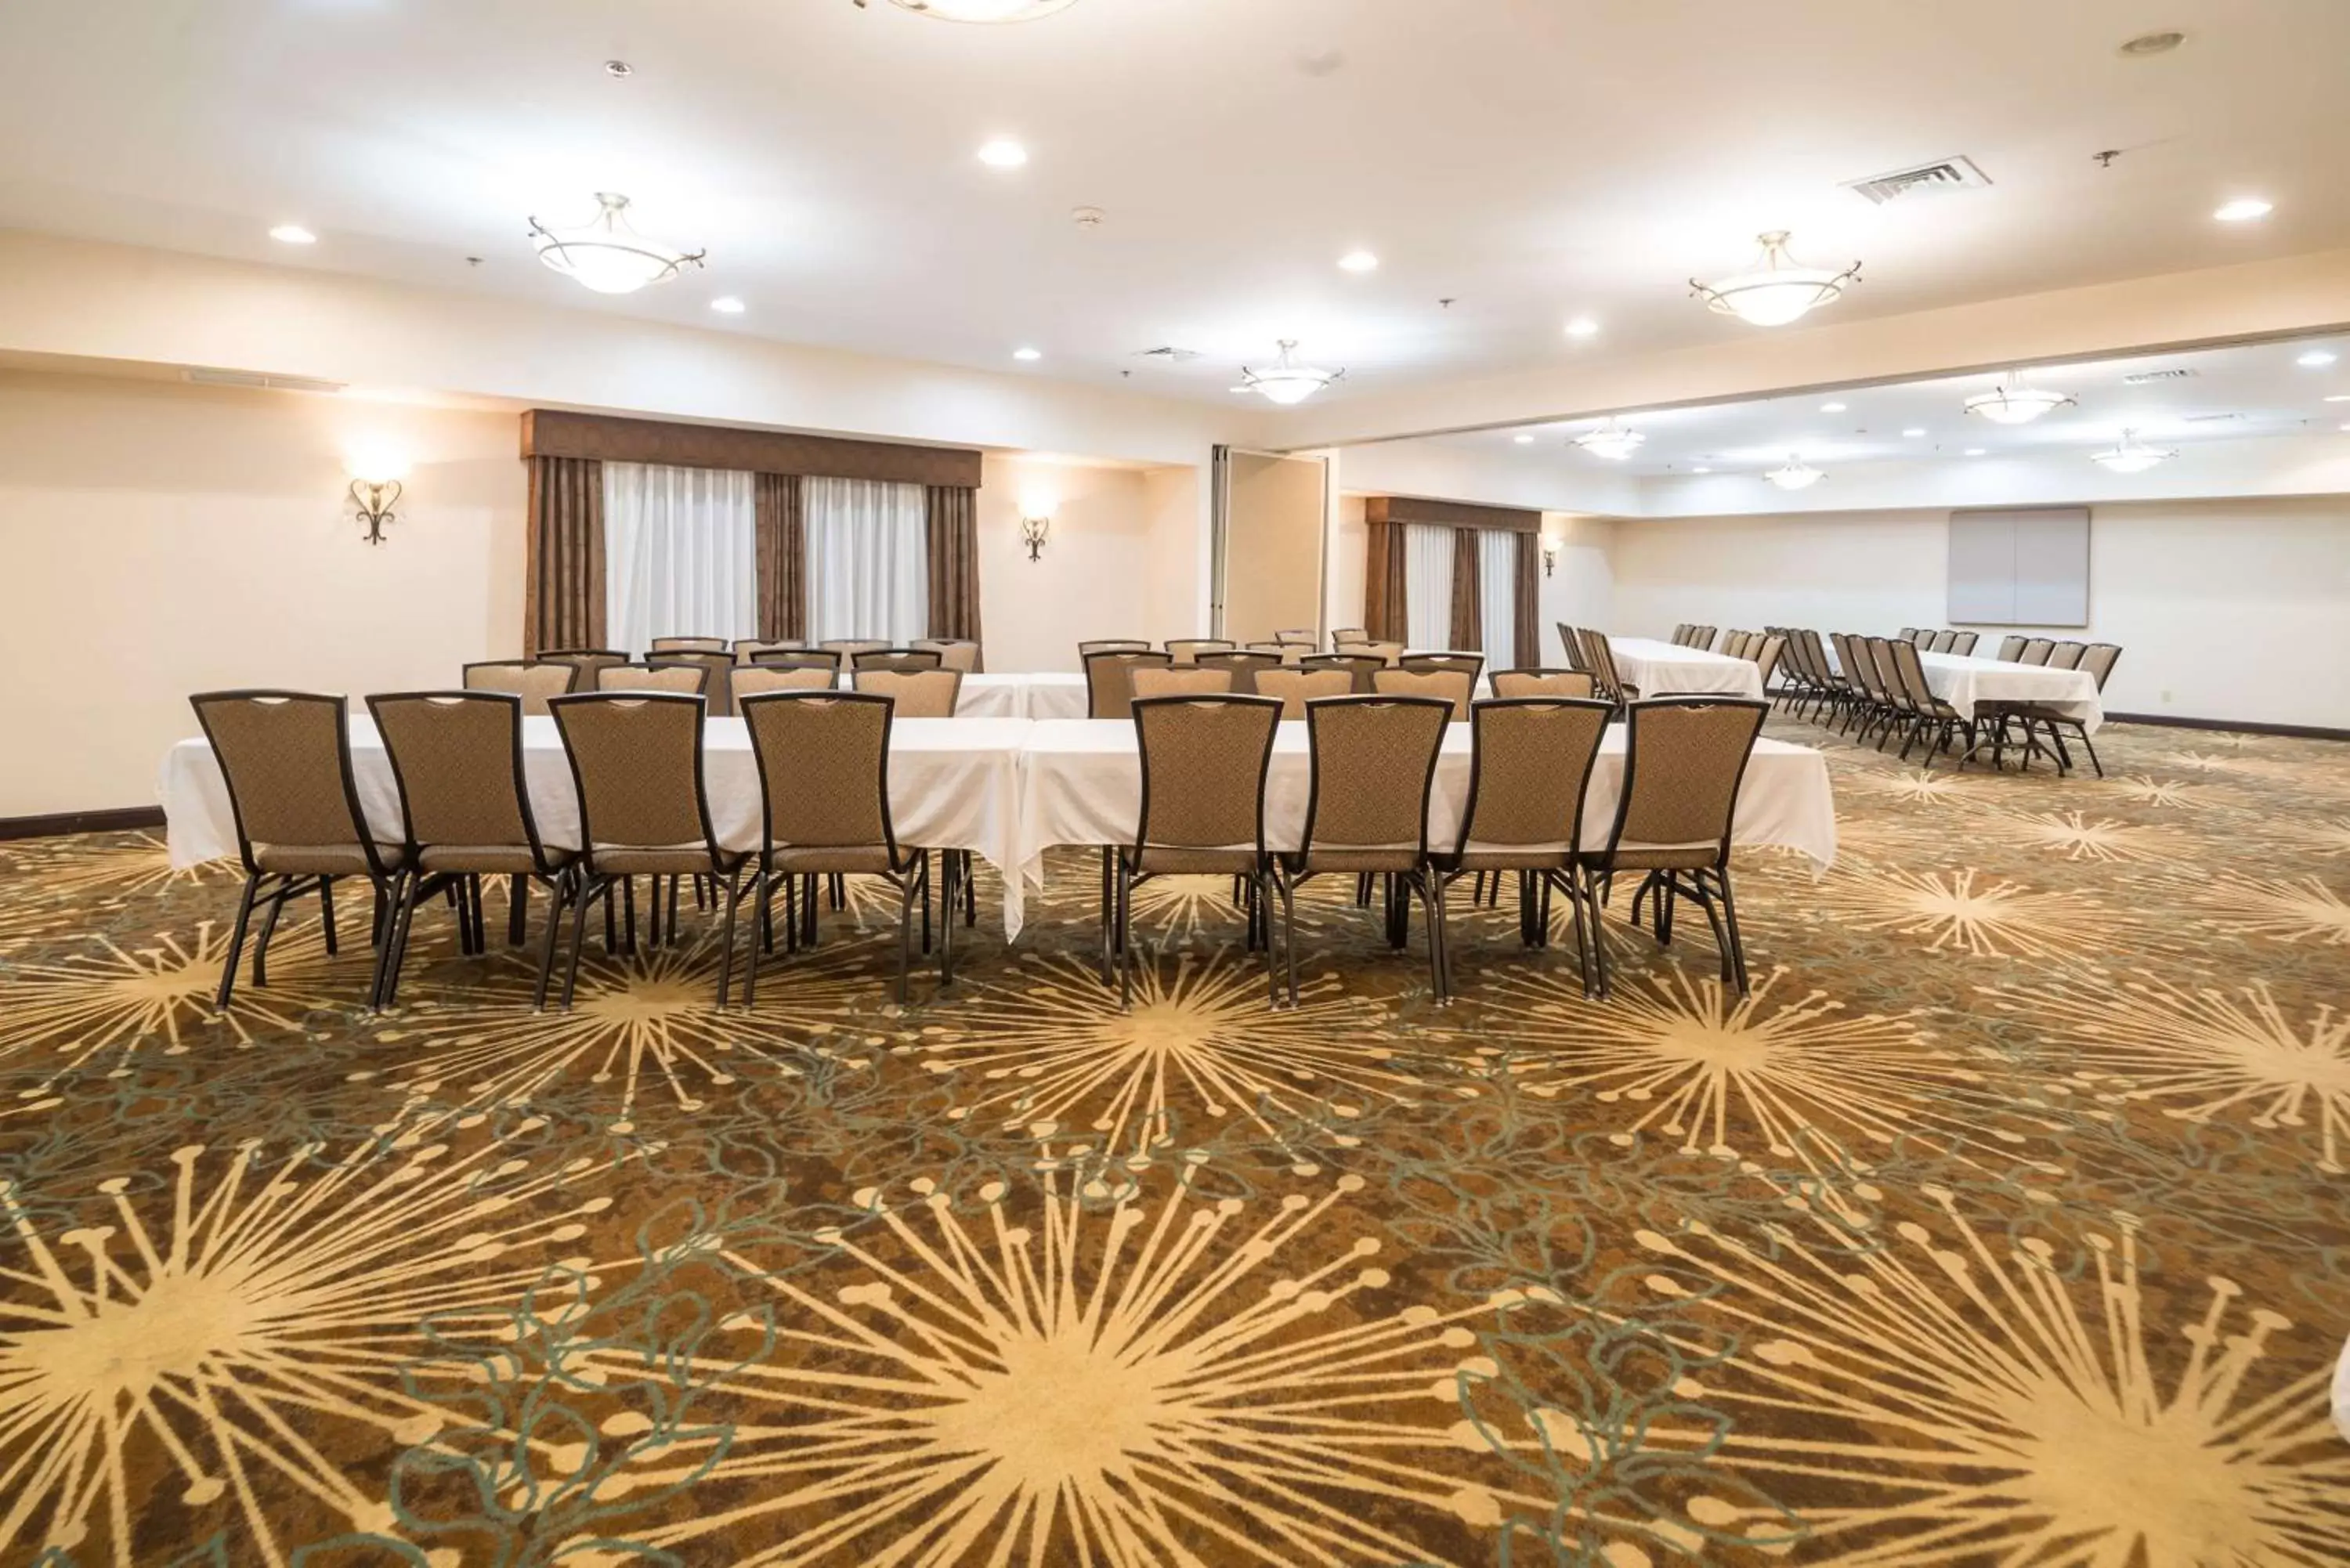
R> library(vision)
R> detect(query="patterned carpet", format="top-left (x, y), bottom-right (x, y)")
top-left (4, 716), bottom-right (2348, 1566)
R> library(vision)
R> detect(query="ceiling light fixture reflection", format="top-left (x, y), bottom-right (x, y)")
top-left (269, 224), bottom-right (317, 245)
top-left (1763, 456), bottom-right (1824, 490)
top-left (2089, 428), bottom-right (2177, 474)
top-left (1691, 230), bottom-right (1860, 327)
top-left (882, 0), bottom-right (1079, 20)
top-left (528, 193), bottom-right (705, 294)
top-left (1239, 340), bottom-right (1343, 405)
top-left (1571, 419), bottom-right (1646, 461)
top-left (1964, 370), bottom-right (2078, 425)
top-left (2214, 197), bottom-right (2273, 222)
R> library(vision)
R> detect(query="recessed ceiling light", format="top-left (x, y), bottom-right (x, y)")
top-left (1820, 401), bottom-right (1846, 414)
top-left (1564, 316), bottom-right (1600, 338)
top-left (978, 139), bottom-right (1029, 168)
top-left (269, 224), bottom-right (316, 245)
top-left (2297, 349), bottom-right (2337, 367)
top-left (710, 296), bottom-right (745, 314)
top-left (2119, 30), bottom-right (2184, 56)
top-left (1964, 447), bottom-right (1987, 457)
top-left (2325, 394), bottom-right (2350, 403)
top-left (2214, 197), bottom-right (2273, 223)
top-left (1692, 465), bottom-right (1712, 475)
top-left (1012, 346), bottom-right (1042, 361)
top-left (1903, 428), bottom-right (1926, 438)
top-left (603, 59), bottom-right (634, 78)
top-left (1512, 434), bottom-right (1535, 445)
top-left (1338, 250), bottom-right (1379, 273)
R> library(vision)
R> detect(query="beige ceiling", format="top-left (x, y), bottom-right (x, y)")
top-left (3, 0), bottom-right (2347, 409)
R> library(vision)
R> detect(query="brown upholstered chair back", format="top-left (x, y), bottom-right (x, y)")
top-left (855, 668), bottom-right (964, 717)
top-left (733, 666), bottom-right (838, 700)
top-left (547, 693), bottom-right (714, 859)
top-left (854, 649), bottom-right (945, 674)
top-left (2048, 641), bottom-right (2088, 670)
top-left (1750, 634), bottom-right (1788, 691)
top-left (1995, 634), bottom-right (2028, 661)
top-left (818, 639), bottom-right (890, 675)
top-left (2080, 643), bottom-right (2123, 691)
top-left (1301, 652), bottom-right (1385, 694)
top-left (739, 692), bottom-right (896, 854)
top-left (1456, 698), bottom-right (1612, 855)
top-left (368, 692), bottom-right (540, 860)
top-left (2017, 638), bottom-right (2055, 665)
top-left (1273, 628), bottom-right (1319, 649)
top-left (462, 660), bottom-right (579, 716)
top-left (1254, 668), bottom-right (1352, 719)
top-left (1164, 638), bottom-right (1236, 666)
top-left (1132, 695), bottom-right (1282, 858)
top-left (190, 691), bottom-right (373, 870)
top-left (1299, 696), bottom-right (1451, 864)
top-left (1399, 652), bottom-right (1484, 682)
top-left (913, 638), bottom-right (982, 672)
top-left (748, 649), bottom-right (841, 674)
top-left (1335, 639), bottom-right (1405, 666)
top-left (1947, 631), bottom-right (1979, 656)
top-left (1077, 639), bottom-right (1152, 656)
top-left (537, 650), bottom-right (631, 689)
top-left (1888, 636), bottom-right (1941, 711)
top-left (734, 639), bottom-right (806, 665)
top-left (1556, 623), bottom-right (1586, 670)
top-left (600, 663), bottom-right (709, 695)
top-left (1604, 699), bottom-right (1766, 869)
top-left (657, 651), bottom-right (737, 716)
top-left (1327, 627), bottom-right (1368, 649)
top-left (1195, 651), bottom-right (1283, 694)
top-left (1491, 668), bottom-right (1596, 699)
top-left (1372, 668), bottom-right (1473, 721)
top-left (1131, 667), bottom-right (1235, 699)
top-left (1084, 649), bottom-right (1173, 720)
top-left (651, 636), bottom-right (728, 652)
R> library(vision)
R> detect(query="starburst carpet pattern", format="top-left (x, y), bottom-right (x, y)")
top-left (2, 721), bottom-right (2347, 1565)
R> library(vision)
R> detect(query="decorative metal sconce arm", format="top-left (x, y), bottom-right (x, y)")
top-left (1021, 513), bottom-right (1050, 562)
top-left (351, 479), bottom-right (403, 546)
top-left (1542, 544), bottom-right (1557, 578)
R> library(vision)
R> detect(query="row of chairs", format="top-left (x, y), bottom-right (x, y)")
top-left (636, 634), bottom-right (981, 670)
top-left (1668, 623), bottom-right (1719, 650)
top-left (1107, 692), bottom-right (1770, 1007)
top-left (1081, 648), bottom-right (1498, 720)
top-left (465, 646), bottom-right (964, 717)
top-left (1894, 628), bottom-right (1983, 655)
top-left (191, 687), bottom-right (975, 1017)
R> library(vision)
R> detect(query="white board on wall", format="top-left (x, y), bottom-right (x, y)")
top-left (1947, 507), bottom-right (2090, 627)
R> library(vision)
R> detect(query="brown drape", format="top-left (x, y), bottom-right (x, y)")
top-left (754, 472), bottom-right (806, 641)
top-left (525, 456), bottom-right (605, 656)
top-left (1513, 531), bottom-right (1540, 668)
top-left (1364, 520), bottom-right (1408, 641)
top-left (1449, 526), bottom-right (1482, 651)
top-left (925, 485), bottom-right (984, 656)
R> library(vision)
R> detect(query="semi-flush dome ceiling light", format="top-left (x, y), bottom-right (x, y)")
top-left (1571, 419), bottom-right (1646, 461)
top-left (1764, 456), bottom-right (1825, 490)
top-left (884, 0), bottom-right (1079, 19)
top-left (529, 193), bottom-right (705, 295)
top-left (1965, 370), bottom-right (2078, 425)
top-left (1692, 230), bottom-right (1860, 327)
top-left (2089, 429), bottom-right (2176, 474)
top-left (1240, 340), bottom-right (1343, 405)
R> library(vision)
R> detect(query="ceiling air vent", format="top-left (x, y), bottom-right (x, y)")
top-left (1842, 155), bottom-right (1992, 206)
top-left (2120, 367), bottom-right (2198, 385)
top-left (1132, 346), bottom-right (1204, 363)
top-left (183, 367), bottom-right (348, 395)
top-left (2179, 411), bottom-right (2241, 424)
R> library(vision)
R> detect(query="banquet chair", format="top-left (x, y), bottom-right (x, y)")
top-left (1195, 651), bottom-right (1282, 694)
top-left (855, 668), bottom-right (963, 717)
top-left (367, 691), bottom-right (575, 1009)
top-left (1165, 638), bottom-right (1235, 665)
top-left (1434, 696), bottom-right (1612, 996)
top-left (1273, 628), bottom-right (1320, 649)
top-left (913, 638), bottom-right (982, 673)
top-left (599, 661), bottom-right (709, 695)
top-left (1084, 649), bottom-right (1173, 720)
top-left (537, 649), bottom-right (631, 689)
top-left (735, 665), bottom-right (837, 701)
top-left (1491, 669), bottom-right (1596, 699)
top-left (1303, 652), bottom-right (1386, 694)
top-left (734, 639), bottom-right (805, 664)
top-left (1131, 667), bottom-right (1235, 699)
top-left (1947, 631), bottom-right (1979, 655)
top-left (1866, 636), bottom-right (1922, 752)
top-left (1245, 641), bottom-right (1305, 664)
top-left (1373, 667), bottom-right (1473, 721)
top-left (1256, 668), bottom-right (1351, 718)
top-left (1803, 629), bottom-right (1852, 724)
top-left (1749, 634), bottom-right (1788, 696)
top-left (2015, 643), bottom-right (2122, 778)
top-left (1335, 638), bottom-right (1405, 666)
top-left (2017, 638), bottom-right (2055, 666)
top-left (2048, 641), bottom-right (2088, 670)
top-left (853, 648), bottom-right (945, 675)
top-left (1274, 695), bottom-right (1453, 1005)
top-left (1995, 635), bottom-right (2027, 661)
top-left (1110, 694), bottom-right (1285, 1007)
top-left (462, 660), bottom-right (579, 716)
top-left (1582, 630), bottom-right (1636, 708)
top-left (1585, 697), bottom-right (1766, 998)
top-left (651, 636), bottom-right (728, 653)
top-left (190, 691), bottom-right (407, 1011)
top-left (1328, 627), bottom-right (1369, 649)
top-left (1669, 624), bottom-right (1694, 646)
top-left (1888, 636), bottom-right (1976, 766)
top-left (548, 692), bottom-right (747, 1008)
top-left (1898, 628), bottom-right (1922, 645)
top-left (749, 649), bottom-right (841, 674)
top-left (1556, 623), bottom-right (1588, 671)
top-left (1689, 627), bottom-right (1719, 652)
top-left (654, 650), bottom-right (737, 716)
top-left (1078, 638), bottom-right (1153, 656)
top-left (819, 639), bottom-right (890, 674)
top-left (1399, 652), bottom-right (1485, 685)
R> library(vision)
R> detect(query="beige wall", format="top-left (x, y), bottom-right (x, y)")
top-left (1607, 498), bottom-right (2350, 729)
top-left (976, 454), bottom-right (1188, 673)
top-left (0, 370), bottom-right (525, 816)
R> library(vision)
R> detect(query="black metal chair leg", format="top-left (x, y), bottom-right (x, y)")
top-left (562, 877), bottom-right (596, 1009)
top-left (714, 869), bottom-right (743, 1008)
top-left (1275, 865), bottom-right (1298, 1007)
top-left (320, 877), bottom-right (338, 957)
top-left (251, 881), bottom-right (289, 988)
top-left (215, 873), bottom-right (262, 1010)
top-left (509, 874), bottom-right (530, 945)
top-left (1117, 857), bottom-right (1135, 1011)
top-left (378, 870), bottom-right (426, 1010)
top-left (1717, 867), bottom-right (1751, 996)
top-left (532, 872), bottom-right (570, 1010)
top-left (895, 872), bottom-right (915, 1008)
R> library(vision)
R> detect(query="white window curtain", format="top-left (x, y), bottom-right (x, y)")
top-left (603, 462), bottom-right (757, 656)
top-left (805, 476), bottom-right (930, 645)
top-left (1479, 529), bottom-right (1517, 665)
top-left (1403, 524), bottom-right (1454, 651)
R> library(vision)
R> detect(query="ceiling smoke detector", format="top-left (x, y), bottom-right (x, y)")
top-left (1842, 155), bottom-right (1992, 207)
top-left (1071, 205), bottom-right (1105, 231)
top-left (1132, 345), bottom-right (1203, 363)
top-left (2120, 367), bottom-right (2197, 385)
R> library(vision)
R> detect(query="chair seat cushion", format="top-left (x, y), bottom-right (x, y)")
top-left (761, 845), bottom-right (896, 875)
top-left (420, 844), bottom-right (569, 875)
top-left (254, 843), bottom-right (406, 876)
top-left (1446, 847), bottom-right (1574, 872)
top-left (1289, 847), bottom-right (1423, 873)
top-left (592, 844), bottom-right (744, 875)
top-left (1130, 845), bottom-right (1259, 875)
top-left (1591, 842), bottom-right (1719, 872)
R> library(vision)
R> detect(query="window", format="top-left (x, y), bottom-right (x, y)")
top-left (805, 476), bottom-right (930, 645)
top-left (603, 463), bottom-right (758, 654)
top-left (1403, 524), bottom-right (1453, 651)
top-left (1477, 529), bottom-right (1517, 663)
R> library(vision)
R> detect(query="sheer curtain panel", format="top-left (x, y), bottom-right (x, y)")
top-left (1402, 524), bottom-right (1454, 652)
top-left (1479, 529), bottom-right (1517, 667)
top-left (603, 463), bottom-right (758, 656)
top-left (806, 476), bottom-right (931, 645)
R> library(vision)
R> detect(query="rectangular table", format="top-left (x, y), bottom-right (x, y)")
top-left (1016, 718), bottom-right (1837, 896)
top-left (161, 716), bottom-right (1041, 937)
top-left (1915, 652), bottom-right (2104, 730)
top-left (1607, 637), bottom-right (1768, 700)
top-left (951, 672), bottom-right (1088, 721)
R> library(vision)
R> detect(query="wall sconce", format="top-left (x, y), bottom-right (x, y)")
top-left (347, 451), bottom-right (407, 546)
top-left (1019, 493), bottom-right (1055, 563)
top-left (1541, 540), bottom-right (1559, 577)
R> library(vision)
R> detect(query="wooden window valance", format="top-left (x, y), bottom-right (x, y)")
top-left (520, 409), bottom-right (982, 490)
top-left (1363, 495), bottom-right (1540, 533)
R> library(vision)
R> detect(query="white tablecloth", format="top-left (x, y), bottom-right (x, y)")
top-left (160, 716), bottom-right (1039, 936)
top-left (949, 672), bottom-right (1089, 720)
top-left (1607, 638), bottom-right (1767, 700)
top-left (1916, 652), bottom-right (2104, 732)
top-left (1017, 719), bottom-right (1836, 894)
